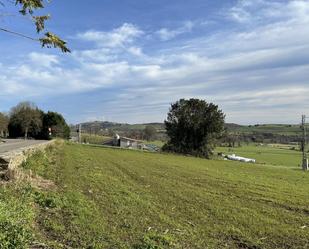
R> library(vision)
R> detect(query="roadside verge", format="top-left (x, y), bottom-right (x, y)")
top-left (0, 140), bottom-right (55, 181)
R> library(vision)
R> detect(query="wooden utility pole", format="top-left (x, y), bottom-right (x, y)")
top-left (301, 115), bottom-right (308, 171)
top-left (78, 124), bottom-right (82, 144)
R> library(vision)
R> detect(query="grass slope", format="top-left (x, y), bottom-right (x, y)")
top-left (0, 184), bottom-right (34, 248)
top-left (15, 142), bottom-right (308, 248)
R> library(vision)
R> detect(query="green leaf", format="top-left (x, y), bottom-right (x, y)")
top-left (39, 32), bottom-right (71, 53)
top-left (33, 15), bottom-right (50, 33)
top-left (15, 0), bottom-right (44, 15)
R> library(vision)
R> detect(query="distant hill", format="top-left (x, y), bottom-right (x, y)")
top-left (75, 121), bottom-right (165, 133)
top-left (72, 121), bottom-right (304, 144)
top-left (70, 121), bottom-right (167, 141)
top-left (76, 121), bottom-right (302, 136)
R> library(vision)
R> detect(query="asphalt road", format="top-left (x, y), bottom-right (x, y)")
top-left (0, 139), bottom-right (48, 154)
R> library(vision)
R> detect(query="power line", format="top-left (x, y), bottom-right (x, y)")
top-left (0, 27), bottom-right (38, 41)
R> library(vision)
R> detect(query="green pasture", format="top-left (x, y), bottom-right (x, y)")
top-left (216, 145), bottom-right (303, 168)
top-left (0, 142), bottom-right (306, 248)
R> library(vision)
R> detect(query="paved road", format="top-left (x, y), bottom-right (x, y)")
top-left (0, 139), bottom-right (48, 154)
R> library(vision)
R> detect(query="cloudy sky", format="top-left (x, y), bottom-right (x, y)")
top-left (0, 0), bottom-right (309, 124)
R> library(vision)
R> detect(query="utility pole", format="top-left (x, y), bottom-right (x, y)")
top-left (78, 123), bottom-right (82, 144)
top-left (301, 115), bottom-right (308, 171)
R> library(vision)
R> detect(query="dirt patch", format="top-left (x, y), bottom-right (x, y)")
top-left (0, 157), bottom-right (9, 170)
top-left (224, 234), bottom-right (261, 249)
top-left (30, 175), bottom-right (56, 190)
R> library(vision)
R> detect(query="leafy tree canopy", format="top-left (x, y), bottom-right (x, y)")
top-left (9, 101), bottom-right (42, 138)
top-left (42, 111), bottom-right (70, 139)
top-left (8, 102), bottom-right (70, 139)
top-left (0, 0), bottom-right (70, 52)
top-left (163, 98), bottom-right (225, 158)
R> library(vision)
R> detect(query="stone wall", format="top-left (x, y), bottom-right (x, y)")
top-left (0, 140), bottom-right (55, 181)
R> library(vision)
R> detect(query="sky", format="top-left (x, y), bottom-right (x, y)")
top-left (0, 0), bottom-right (309, 124)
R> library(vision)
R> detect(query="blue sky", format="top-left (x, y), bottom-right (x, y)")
top-left (0, 0), bottom-right (309, 124)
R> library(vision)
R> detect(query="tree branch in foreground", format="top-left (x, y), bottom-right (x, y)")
top-left (0, 27), bottom-right (71, 53)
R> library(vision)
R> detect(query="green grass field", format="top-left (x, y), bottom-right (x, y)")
top-left (216, 145), bottom-right (302, 168)
top-left (81, 134), bottom-right (112, 144)
top-left (1, 142), bottom-right (309, 248)
top-left (227, 124), bottom-right (303, 136)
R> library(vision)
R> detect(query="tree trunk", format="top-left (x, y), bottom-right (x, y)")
top-left (25, 127), bottom-right (28, 140)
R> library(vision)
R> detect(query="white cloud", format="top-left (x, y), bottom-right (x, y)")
top-left (229, 0), bottom-right (309, 24)
top-left (28, 52), bottom-right (59, 67)
top-left (76, 23), bottom-right (143, 48)
top-left (127, 46), bottom-right (144, 57)
top-left (156, 21), bottom-right (194, 41)
top-left (72, 48), bottom-right (116, 63)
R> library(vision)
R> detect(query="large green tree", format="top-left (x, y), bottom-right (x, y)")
top-left (163, 98), bottom-right (225, 158)
top-left (0, 0), bottom-right (70, 52)
top-left (8, 102), bottom-right (43, 138)
top-left (42, 111), bottom-right (70, 139)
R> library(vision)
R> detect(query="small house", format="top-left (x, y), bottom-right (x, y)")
top-left (112, 134), bottom-right (144, 149)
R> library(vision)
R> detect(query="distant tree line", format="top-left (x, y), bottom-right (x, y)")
top-left (220, 132), bottom-right (301, 147)
top-left (0, 102), bottom-right (70, 140)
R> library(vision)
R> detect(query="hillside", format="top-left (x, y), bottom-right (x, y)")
top-left (77, 121), bottom-right (303, 135)
top-left (75, 122), bottom-right (304, 145)
top-left (77, 121), bottom-right (165, 133)
top-left (72, 122), bottom-right (167, 142)
top-left (2, 142), bottom-right (308, 248)
top-left (225, 123), bottom-right (302, 136)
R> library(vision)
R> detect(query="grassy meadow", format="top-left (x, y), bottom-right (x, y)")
top-left (0, 142), bottom-right (309, 248)
top-left (227, 124), bottom-right (302, 136)
top-left (81, 134), bottom-right (112, 145)
top-left (216, 144), bottom-right (302, 168)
